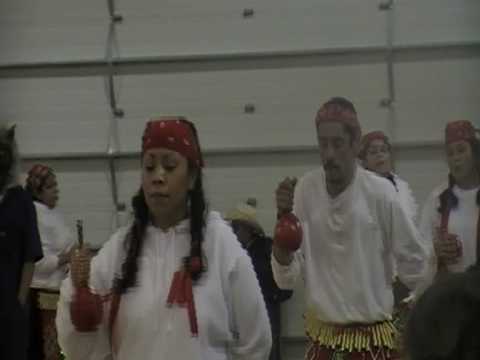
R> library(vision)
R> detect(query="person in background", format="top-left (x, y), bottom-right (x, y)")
top-left (25, 164), bottom-right (75, 360)
top-left (358, 130), bottom-right (418, 334)
top-left (405, 264), bottom-right (480, 360)
top-left (56, 117), bottom-right (272, 360)
top-left (226, 198), bottom-right (293, 360)
top-left (0, 124), bottom-right (43, 360)
top-left (358, 130), bottom-right (417, 223)
top-left (419, 120), bottom-right (480, 281)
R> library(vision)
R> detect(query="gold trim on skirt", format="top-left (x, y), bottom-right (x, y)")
top-left (36, 290), bottom-right (60, 311)
top-left (304, 309), bottom-right (398, 353)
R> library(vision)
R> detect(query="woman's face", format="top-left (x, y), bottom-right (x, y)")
top-left (363, 139), bottom-right (392, 175)
top-left (446, 140), bottom-right (476, 183)
top-left (37, 174), bottom-right (59, 209)
top-left (141, 147), bottom-right (196, 227)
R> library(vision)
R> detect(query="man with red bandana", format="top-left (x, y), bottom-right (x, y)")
top-left (271, 97), bottom-right (430, 360)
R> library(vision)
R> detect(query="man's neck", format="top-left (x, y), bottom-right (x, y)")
top-left (326, 166), bottom-right (356, 198)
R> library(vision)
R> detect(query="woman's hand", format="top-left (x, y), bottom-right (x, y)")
top-left (434, 228), bottom-right (462, 265)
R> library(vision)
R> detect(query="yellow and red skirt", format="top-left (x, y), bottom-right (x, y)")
top-left (304, 310), bottom-right (402, 360)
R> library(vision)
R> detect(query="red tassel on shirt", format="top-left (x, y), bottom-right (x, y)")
top-left (166, 262), bottom-right (199, 336)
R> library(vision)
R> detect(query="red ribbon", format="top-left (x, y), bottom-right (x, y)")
top-left (166, 270), bottom-right (198, 336)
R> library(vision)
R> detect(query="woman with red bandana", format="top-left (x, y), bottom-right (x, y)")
top-left (25, 164), bottom-right (75, 360)
top-left (56, 117), bottom-right (272, 360)
top-left (419, 120), bottom-right (480, 279)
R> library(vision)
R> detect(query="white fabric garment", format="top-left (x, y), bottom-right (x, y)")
top-left (393, 174), bottom-right (418, 223)
top-left (419, 183), bottom-right (479, 274)
top-left (56, 211), bottom-right (272, 360)
top-left (272, 165), bottom-right (429, 324)
top-left (31, 201), bottom-right (74, 290)
top-left (386, 173), bottom-right (419, 280)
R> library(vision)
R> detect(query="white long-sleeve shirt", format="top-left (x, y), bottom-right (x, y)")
top-left (31, 201), bottom-right (74, 290)
top-left (419, 183), bottom-right (479, 273)
top-left (272, 165), bottom-right (429, 324)
top-left (56, 211), bottom-right (272, 360)
top-left (393, 174), bottom-right (418, 224)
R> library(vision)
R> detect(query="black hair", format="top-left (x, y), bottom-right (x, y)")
top-left (438, 138), bottom-right (480, 214)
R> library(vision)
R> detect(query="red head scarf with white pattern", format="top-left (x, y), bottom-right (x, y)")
top-left (142, 117), bottom-right (204, 168)
top-left (359, 130), bottom-right (390, 159)
top-left (445, 120), bottom-right (476, 145)
top-left (315, 97), bottom-right (361, 140)
top-left (26, 164), bottom-right (54, 194)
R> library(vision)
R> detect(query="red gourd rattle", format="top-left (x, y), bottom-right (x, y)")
top-left (274, 212), bottom-right (303, 251)
top-left (70, 220), bottom-right (103, 332)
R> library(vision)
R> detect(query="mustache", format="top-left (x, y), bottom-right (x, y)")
top-left (323, 161), bottom-right (339, 171)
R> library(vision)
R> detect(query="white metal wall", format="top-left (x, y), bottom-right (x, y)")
top-left (1, 1), bottom-right (480, 357)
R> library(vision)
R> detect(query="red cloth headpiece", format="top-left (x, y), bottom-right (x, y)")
top-left (360, 131), bottom-right (389, 154)
top-left (445, 120), bottom-right (476, 145)
top-left (142, 117), bottom-right (204, 167)
top-left (26, 164), bottom-right (54, 193)
top-left (315, 101), bottom-right (361, 139)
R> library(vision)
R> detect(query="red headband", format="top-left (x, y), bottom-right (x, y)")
top-left (26, 164), bottom-right (54, 193)
top-left (142, 117), bottom-right (204, 168)
top-left (315, 102), bottom-right (361, 139)
top-left (361, 131), bottom-right (388, 152)
top-left (445, 120), bottom-right (476, 145)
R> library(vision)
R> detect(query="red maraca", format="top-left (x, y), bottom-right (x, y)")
top-left (274, 212), bottom-right (303, 251)
top-left (70, 287), bottom-right (103, 332)
top-left (70, 220), bottom-right (103, 332)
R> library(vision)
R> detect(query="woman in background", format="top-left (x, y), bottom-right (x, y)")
top-left (226, 198), bottom-right (292, 360)
top-left (358, 130), bottom-right (419, 348)
top-left (419, 120), bottom-right (480, 279)
top-left (26, 164), bottom-right (75, 360)
top-left (359, 130), bottom-right (418, 222)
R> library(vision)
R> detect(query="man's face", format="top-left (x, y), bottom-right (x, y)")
top-left (317, 122), bottom-right (359, 186)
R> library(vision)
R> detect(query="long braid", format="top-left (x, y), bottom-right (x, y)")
top-left (183, 121), bottom-right (208, 281)
top-left (184, 169), bottom-right (208, 281)
top-left (438, 173), bottom-right (458, 214)
top-left (113, 189), bottom-right (149, 294)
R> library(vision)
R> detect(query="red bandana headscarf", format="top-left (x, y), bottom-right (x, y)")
top-left (359, 131), bottom-right (389, 158)
top-left (445, 120), bottom-right (476, 145)
top-left (361, 131), bottom-right (388, 149)
top-left (142, 117), bottom-right (204, 167)
top-left (26, 164), bottom-right (54, 194)
top-left (315, 99), bottom-right (361, 139)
